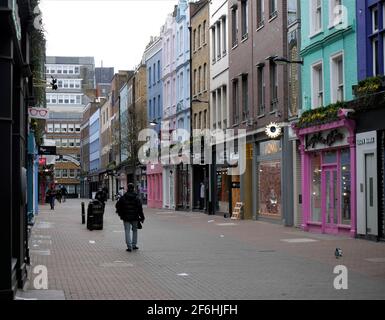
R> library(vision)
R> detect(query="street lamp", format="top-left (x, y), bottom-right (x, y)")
top-left (149, 120), bottom-right (158, 127)
top-left (273, 56), bottom-right (304, 65)
top-left (192, 98), bottom-right (209, 104)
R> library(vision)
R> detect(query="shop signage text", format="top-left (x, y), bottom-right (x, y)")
top-left (357, 137), bottom-right (375, 146)
top-left (38, 146), bottom-right (57, 155)
top-left (306, 129), bottom-right (345, 150)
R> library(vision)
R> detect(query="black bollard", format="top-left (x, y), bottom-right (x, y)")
top-left (81, 202), bottom-right (85, 224)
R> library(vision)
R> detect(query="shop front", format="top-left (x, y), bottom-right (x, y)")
top-left (354, 100), bottom-right (385, 241)
top-left (147, 164), bottom-right (163, 208)
top-left (296, 117), bottom-right (356, 237)
top-left (163, 165), bottom-right (176, 209)
top-left (216, 167), bottom-right (231, 214)
top-left (256, 140), bottom-right (282, 220)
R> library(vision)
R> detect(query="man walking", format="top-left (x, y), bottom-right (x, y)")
top-left (46, 185), bottom-right (56, 210)
top-left (60, 185), bottom-right (67, 202)
top-left (115, 183), bottom-right (145, 252)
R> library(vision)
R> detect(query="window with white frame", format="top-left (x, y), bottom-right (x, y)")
top-left (231, 5), bottom-right (238, 47)
top-left (69, 139), bottom-right (75, 148)
top-left (311, 0), bottom-right (323, 35)
top-left (55, 170), bottom-right (61, 178)
top-left (203, 64), bottom-right (207, 91)
top-left (61, 139), bottom-right (68, 148)
top-left (61, 123), bottom-right (67, 133)
top-left (203, 20), bottom-right (206, 44)
top-left (329, 0), bottom-right (343, 28)
top-left (68, 124), bottom-right (75, 133)
top-left (312, 62), bottom-right (324, 108)
top-left (372, 5), bottom-right (379, 33)
top-left (54, 124), bottom-right (60, 133)
top-left (331, 53), bottom-right (344, 103)
top-left (55, 139), bottom-right (61, 147)
top-left (75, 124), bottom-right (81, 132)
top-left (241, 0), bottom-right (249, 39)
top-left (179, 26), bottom-right (183, 55)
top-left (222, 16), bottom-right (227, 55)
top-left (217, 21), bottom-right (221, 58)
top-left (179, 72), bottom-right (184, 100)
top-left (62, 169), bottom-right (68, 178)
top-left (212, 27), bottom-right (216, 62)
top-left (198, 67), bottom-right (201, 93)
top-left (69, 169), bottom-right (75, 178)
top-left (257, 66), bottom-right (265, 115)
top-left (373, 37), bottom-right (380, 76)
top-left (76, 139), bottom-right (80, 147)
top-left (257, 0), bottom-right (265, 28)
top-left (212, 91), bottom-right (217, 127)
top-left (270, 62), bottom-right (278, 110)
top-left (269, 0), bottom-right (278, 19)
top-left (47, 124), bottom-right (53, 133)
top-left (198, 25), bottom-right (201, 48)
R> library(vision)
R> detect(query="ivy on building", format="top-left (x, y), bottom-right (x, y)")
top-left (295, 101), bottom-right (347, 129)
top-left (353, 76), bottom-right (385, 98)
top-left (30, 0), bottom-right (46, 146)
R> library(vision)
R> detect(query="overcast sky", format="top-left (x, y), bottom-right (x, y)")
top-left (40, 0), bottom-right (179, 71)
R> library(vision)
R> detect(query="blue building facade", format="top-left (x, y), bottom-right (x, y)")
top-left (357, 0), bottom-right (385, 80)
top-left (175, 0), bottom-right (191, 133)
top-left (145, 36), bottom-right (164, 208)
top-left (27, 131), bottom-right (39, 224)
top-left (119, 83), bottom-right (129, 163)
top-left (89, 109), bottom-right (100, 173)
top-left (146, 37), bottom-right (163, 133)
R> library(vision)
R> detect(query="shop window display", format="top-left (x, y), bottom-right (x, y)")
top-left (311, 153), bottom-right (322, 222)
top-left (340, 149), bottom-right (351, 225)
top-left (258, 160), bottom-right (281, 217)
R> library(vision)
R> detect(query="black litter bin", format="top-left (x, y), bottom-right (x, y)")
top-left (87, 200), bottom-right (104, 230)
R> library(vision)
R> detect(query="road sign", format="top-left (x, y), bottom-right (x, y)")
top-left (38, 146), bottom-right (56, 155)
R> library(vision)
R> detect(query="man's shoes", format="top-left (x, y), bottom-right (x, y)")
top-left (126, 248), bottom-right (132, 252)
top-left (132, 246), bottom-right (139, 250)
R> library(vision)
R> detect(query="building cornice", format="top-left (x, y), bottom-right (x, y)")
top-left (300, 26), bottom-right (354, 56)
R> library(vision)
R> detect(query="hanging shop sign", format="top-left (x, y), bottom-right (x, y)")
top-left (38, 146), bottom-right (57, 155)
top-left (28, 107), bottom-right (49, 120)
top-left (265, 122), bottom-right (282, 139)
top-left (305, 128), bottom-right (348, 151)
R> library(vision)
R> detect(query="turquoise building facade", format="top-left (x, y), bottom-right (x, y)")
top-left (301, 0), bottom-right (358, 110)
top-left (297, 1), bottom-right (359, 237)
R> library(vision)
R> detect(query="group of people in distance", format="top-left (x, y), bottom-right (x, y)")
top-left (46, 185), bottom-right (68, 210)
top-left (45, 182), bottom-right (145, 253)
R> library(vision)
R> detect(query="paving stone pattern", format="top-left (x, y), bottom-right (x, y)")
top-left (27, 199), bottom-right (385, 300)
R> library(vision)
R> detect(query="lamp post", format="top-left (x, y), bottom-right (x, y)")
top-left (273, 56), bottom-right (304, 65)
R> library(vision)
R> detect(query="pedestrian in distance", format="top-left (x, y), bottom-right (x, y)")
top-left (56, 188), bottom-right (62, 203)
top-left (60, 185), bottom-right (67, 202)
top-left (47, 186), bottom-right (56, 210)
top-left (115, 183), bottom-right (145, 252)
top-left (95, 187), bottom-right (107, 209)
top-left (102, 186), bottom-right (109, 202)
top-left (199, 181), bottom-right (205, 210)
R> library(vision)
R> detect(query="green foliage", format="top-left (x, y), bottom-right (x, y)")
top-left (354, 76), bottom-right (385, 97)
top-left (30, 0), bottom-right (46, 146)
top-left (296, 101), bottom-right (347, 129)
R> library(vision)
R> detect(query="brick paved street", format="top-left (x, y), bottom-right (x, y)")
top-left (25, 199), bottom-right (385, 300)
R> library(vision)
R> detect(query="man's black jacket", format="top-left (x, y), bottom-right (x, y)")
top-left (115, 192), bottom-right (144, 222)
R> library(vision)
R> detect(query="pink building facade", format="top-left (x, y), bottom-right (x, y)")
top-left (295, 112), bottom-right (357, 237)
top-left (147, 164), bottom-right (163, 208)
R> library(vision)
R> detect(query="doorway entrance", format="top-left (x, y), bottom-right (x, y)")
top-left (322, 165), bottom-right (338, 232)
top-left (365, 153), bottom-right (378, 236)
